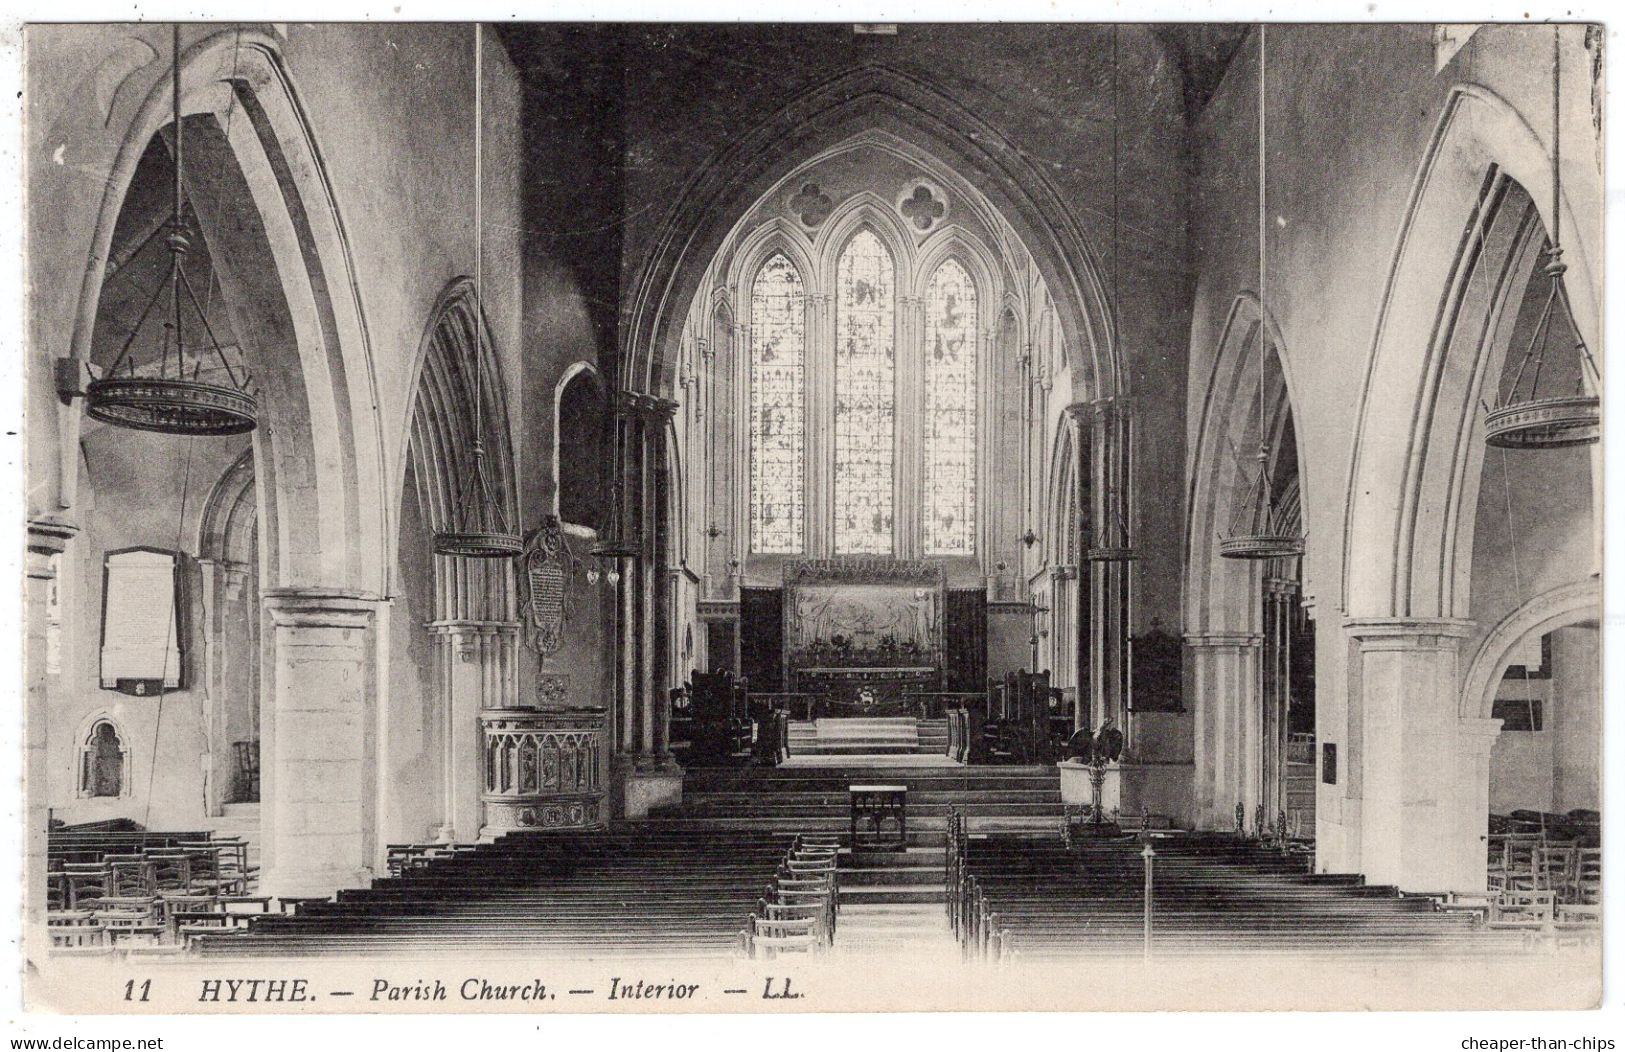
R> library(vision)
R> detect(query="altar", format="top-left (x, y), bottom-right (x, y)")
top-left (782, 558), bottom-right (946, 714)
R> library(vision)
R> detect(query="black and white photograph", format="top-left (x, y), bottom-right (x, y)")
top-left (6, 10), bottom-right (1614, 1030)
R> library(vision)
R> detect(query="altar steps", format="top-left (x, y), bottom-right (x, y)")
top-left (788, 717), bottom-right (947, 756)
top-left (684, 766), bottom-right (1059, 793)
top-left (647, 765), bottom-right (1067, 845)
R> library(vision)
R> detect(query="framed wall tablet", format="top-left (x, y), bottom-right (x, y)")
top-left (98, 547), bottom-right (182, 696)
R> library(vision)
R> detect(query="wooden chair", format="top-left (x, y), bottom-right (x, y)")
top-left (1488, 890), bottom-right (1555, 945)
top-left (1537, 844), bottom-right (1577, 899)
top-left (61, 862), bottom-right (111, 908)
top-left (750, 914), bottom-right (822, 957)
top-left (48, 912), bottom-right (107, 950)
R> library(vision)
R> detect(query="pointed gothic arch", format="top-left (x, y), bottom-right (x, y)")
top-left (1342, 84), bottom-right (1601, 621)
top-left (399, 277), bottom-right (521, 623)
top-left (63, 28), bottom-right (390, 598)
top-left (622, 69), bottom-right (1121, 403)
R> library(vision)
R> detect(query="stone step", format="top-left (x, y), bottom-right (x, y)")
top-left (811, 718), bottom-right (919, 728)
top-left (838, 866), bottom-right (943, 886)
top-left (676, 801), bottom-right (1068, 818)
top-left (840, 885), bottom-right (948, 905)
top-left (843, 847), bottom-right (948, 866)
top-left (689, 789), bottom-right (1061, 804)
top-left (682, 770), bottom-right (1059, 792)
top-left (788, 743), bottom-right (923, 754)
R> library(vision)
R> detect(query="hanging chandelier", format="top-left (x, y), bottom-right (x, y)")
top-left (1484, 25), bottom-right (1600, 450)
top-left (85, 25), bottom-right (258, 437)
top-left (1221, 24), bottom-right (1305, 563)
top-left (1086, 25), bottom-right (1138, 566)
top-left (433, 23), bottom-right (522, 559)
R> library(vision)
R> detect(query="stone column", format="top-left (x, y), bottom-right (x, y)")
top-left (26, 516), bottom-right (76, 968)
top-left (609, 393), bottom-right (683, 817)
top-left (612, 402), bottom-right (640, 763)
top-left (427, 620), bottom-right (519, 843)
top-left (1089, 397), bottom-right (1134, 743)
top-left (1062, 402), bottom-right (1092, 731)
top-left (260, 589), bottom-right (385, 896)
top-left (198, 558), bottom-right (253, 814)
top-left (1261, 576), bottom-right (1297, 832)
top-left (1187, 631), bottom-right (1263, 831)
top-left (1451, 716), bottom-right (1504, 893)
top-left (1344, 617), bottom-right (1476, 891)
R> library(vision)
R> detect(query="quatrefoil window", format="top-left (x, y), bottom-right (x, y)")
top-left (789, 182), bottom-right (833, 228)
top-left (900, 184), bottom-right (946, 231)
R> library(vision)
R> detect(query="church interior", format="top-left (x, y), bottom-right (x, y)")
top-left (23, 21), bottom-right (1602, 968)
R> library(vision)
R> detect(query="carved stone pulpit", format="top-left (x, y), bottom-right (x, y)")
top-left (479, 706), bottom-right (607, 837)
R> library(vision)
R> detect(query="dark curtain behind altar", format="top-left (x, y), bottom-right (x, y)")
top-left (944, 588), bottom-right (987, 692)
top-left (740, 587), bottom-right (784, 692)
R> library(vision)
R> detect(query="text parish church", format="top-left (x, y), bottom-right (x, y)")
top-left (22, 21), bottom-right (1603, 983)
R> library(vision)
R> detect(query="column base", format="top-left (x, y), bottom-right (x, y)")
top-left (260, 864), bottom-right (373, 900)
top-left (613, 763), bottom-right (684, 819)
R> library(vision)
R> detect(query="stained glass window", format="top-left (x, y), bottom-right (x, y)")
top-left (748, 253), bottom-right (806, 554)
top-left (834, 229), bottom-right (896, 554)
top-left (924, 258), bottom-right (977, 555)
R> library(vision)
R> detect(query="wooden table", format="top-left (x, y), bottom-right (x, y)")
top-left (849, 784), bottom-right (908, 851)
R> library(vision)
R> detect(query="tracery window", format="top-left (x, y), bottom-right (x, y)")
top-left (834, 229), bottom-right (896, 554)
top-left (739, 220), bottom-right (988, 561)
top-left (923, 258), bottom-right (978, 555)
top-left (748, 253), bottom-right (806, 554)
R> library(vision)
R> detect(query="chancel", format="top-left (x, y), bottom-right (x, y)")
top-left (22, 19), bottom-right (1601, 993)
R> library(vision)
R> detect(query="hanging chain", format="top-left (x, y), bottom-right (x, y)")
top-left (1256, 24), bottom-right (1271, 532)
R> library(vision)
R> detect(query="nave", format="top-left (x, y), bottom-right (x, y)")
top-left (48, 747), bottom-right (1587, 963)
top-left (23, 23), bottom-right (1601, 999)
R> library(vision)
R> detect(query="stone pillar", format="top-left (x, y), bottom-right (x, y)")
top-left (1344, 617), bottom-right (1476, 891)
top-left (26, 516), bottom-right (76, 968)
top-left (260, 589), bottom-right (385, 896)
top-left (198, 558), bottom-right (253, 814)
top-left (1261, 577), bottom-right (1297, 832)
top-left (1451, 716), bottom-right (1504, 893)
top-left (1187, 631), bottom-right (1263, 831)
top-left (1062, 403), bottom-right (1091, 731)
top-left (427, 620), bottom-right (519, 843)
top-left (1088, 397), bottom-right (1134, 744)
top-left (610, 393), bottom-right (683, 817)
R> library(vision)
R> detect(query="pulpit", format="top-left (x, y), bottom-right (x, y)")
top-left (479, 707), bottom-right (607, 836)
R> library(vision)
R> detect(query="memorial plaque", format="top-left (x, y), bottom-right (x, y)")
top-left (100, 548), bottom-right (181, 694)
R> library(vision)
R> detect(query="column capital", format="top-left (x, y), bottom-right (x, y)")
top-left (615, 391), bottom-right (680, 421)
top-left (27, 516), bottom-right (78, 559)
top-left (1091, 394), bottom-right (1135, 415)
top-left (1343, 616), bottom-right (1476, 649)
top-left (1456, 716), bottom-right (1504, 755)
top-left (1063, 400), bottom-right (1093, 424)
top-left (262, 588), bottom-right (387, 629)
top-left (426, 619), bottom-right (521, 639)
top-left (1184, 630), bottom-right (1263, 650)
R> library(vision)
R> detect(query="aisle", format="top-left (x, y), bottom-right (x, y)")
top-left (832, 846), bottom-right (958, 957)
